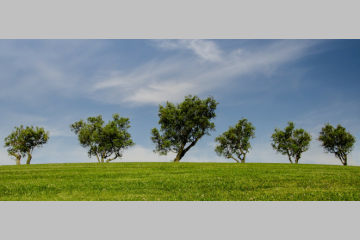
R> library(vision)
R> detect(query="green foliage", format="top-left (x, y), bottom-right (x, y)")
top-left (271, 121), bottom-right (312, 164)
top-left (214, 118), bottom-right (256, 163)
top-left (317, 123), bottom-right (356, 166)
top-left (4, 125), bottom-right (50, 165)
top-left (1, 162), bottom-right (360, 201)
top-left (70, 113), bottom-right (135, 163)
top-left (151, 95), bottom-right (218, 162)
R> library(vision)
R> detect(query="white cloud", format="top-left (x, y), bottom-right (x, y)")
top-left (0, 40), bottom-right (318, 108)
top-left (154, 39), bottom-right (223, 62)
top-left (117, 145), bottom-right (175, 162)
top-left (89, 40), bottom-right (318, 106)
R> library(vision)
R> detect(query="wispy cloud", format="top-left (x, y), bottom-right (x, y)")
top-left (0, 40), bottom-right (319, 107)
top-left (89, 40), bottom-right (319, 106)
top-left (154, 39), bottom-right (223, 62)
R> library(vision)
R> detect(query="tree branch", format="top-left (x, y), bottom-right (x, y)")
top-left (228, 155), bottom-right (240, 163)
top-left (183, 138), bottom-right (200, 154)
top-left (106, 155), bottom-right (119, 163)
top-left (286, 149), bottom-right (293, 164)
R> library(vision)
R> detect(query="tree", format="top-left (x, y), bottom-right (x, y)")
top-left (317, 123), bottom-right (356, 166)
top-left (70, 113), bottom-right (135, 163)
top-left (151, 95), bottom-right (218, 162)
top-left (214, 118), bottom-right (255, 163)
top-left (4, 125), bottom-right (50, 165)
top-left (271, 121), bottom-right (312, 164)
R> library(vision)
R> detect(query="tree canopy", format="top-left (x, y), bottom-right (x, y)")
top-left (271, 121), bottom-right (312, 164)
top-left (70, 113), bottom-right (135, 163)
top-left (214, 118), bottom-right (255, 163)
top-left (4, 125), bottom-right (50, 165)
top-left (317, 123), bottom-right (356, 166)
top-left (151, 95), bottom-right (218, 162)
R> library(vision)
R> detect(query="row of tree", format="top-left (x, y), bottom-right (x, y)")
top-left (3, 95), bottom-right (357, 166)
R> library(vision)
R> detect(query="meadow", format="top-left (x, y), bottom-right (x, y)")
top-left (0, 162), bottom-right (359, 201)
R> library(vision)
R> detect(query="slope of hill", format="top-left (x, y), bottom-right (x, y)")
top-left (0, 162), bottom-right (359, 201)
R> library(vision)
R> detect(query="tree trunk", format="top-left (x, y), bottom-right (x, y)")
top-left (288, 155), bottom-right (293, 164)
top-left (101, 152), bottom-right (106, 163)
top-left (343, 155), bottom-right (347, 166)
top-left (173, 143), bottom-right (186, 162)
top-left (241, 154), bottom-right (246, 163)
top-left (11, 153), bottom-right (21, 165)
top-left (173, 138), bottom-right (200, 162)
top-left (95, 154), bottom-right (101, 163)
top-left (173, 150), bottom-right (183, 162)
top-left (26, 151), bottom-right (32, 164)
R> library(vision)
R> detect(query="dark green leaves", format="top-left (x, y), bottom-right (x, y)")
top-left (4, 125), bottom-right (50, 165)
top-left (271, 121), bottom-right (312, 164)
top-left (317, 123), bottom-right (356, 166)
top-left (70, 113), bottom-right (135, 163)
top-left (151, 95), bottom-right (218, 162)
top-left (214, 118), bottom-right (256, 163)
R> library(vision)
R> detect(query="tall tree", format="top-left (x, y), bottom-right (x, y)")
top-left (151, 95), bottom-right (218, 162)
top-left (317, 123), bottom-right (356, 166)
top-left (4, 125), bottom-right (50, 165)
top-left (214, 118), bottom-right (255, 163)
top-left (271, 121), bottom-right (312, 164)
top-left (70, 113), bottom-right (135, 163)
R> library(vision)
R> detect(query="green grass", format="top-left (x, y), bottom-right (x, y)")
top-left (0, 162), bottom-right (359, 201)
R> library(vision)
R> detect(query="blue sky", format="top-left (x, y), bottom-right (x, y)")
top-left (0, 39), bottom-right (359, 165)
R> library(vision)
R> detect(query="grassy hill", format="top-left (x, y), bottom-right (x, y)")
top-left (0, 162), bottom-right (359, 201)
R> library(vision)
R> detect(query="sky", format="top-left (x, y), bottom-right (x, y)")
top-left (0, 39), bottom-right (359, 166)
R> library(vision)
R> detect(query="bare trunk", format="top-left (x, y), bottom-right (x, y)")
top-left (174, 146), bottom-right (184, 162)
top-left (11, 153), bottom-right (21, 165)
top-left (338, 152), bottom-right (347, 166)
top-left (173, 138), bottom-right (200, 162)
top-left (26, 151), bottom-right (32, 164)
top-left (95, 154), bottom-right (101, 163)
top-left (241, 154), bottom-right (246, 163)
top-left (101, 152), bottom-right (106, 163)
top-left (286, 150), bottom-right (293, 164)
top-left (173, 142), bottom-right (186, 162)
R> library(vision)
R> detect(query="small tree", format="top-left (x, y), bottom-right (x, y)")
top-left (70, 113), bottom-right (135, 163)
top-left (151, 95), bottom-right (218, 162)
top-left (214, 118), bottom-right (255, 163)
top-left (271, 121), bottom-right (312, 164)
top-left (317, 123), bottom-right (356, 166)
top-left (4, 125), bottom-right (50, 165)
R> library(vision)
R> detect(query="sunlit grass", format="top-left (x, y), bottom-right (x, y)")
top-left (0, 162), bottom-right (359, 201)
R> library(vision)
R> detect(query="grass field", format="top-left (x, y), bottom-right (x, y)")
top-left (0, 162), bottom-right (359, 201)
